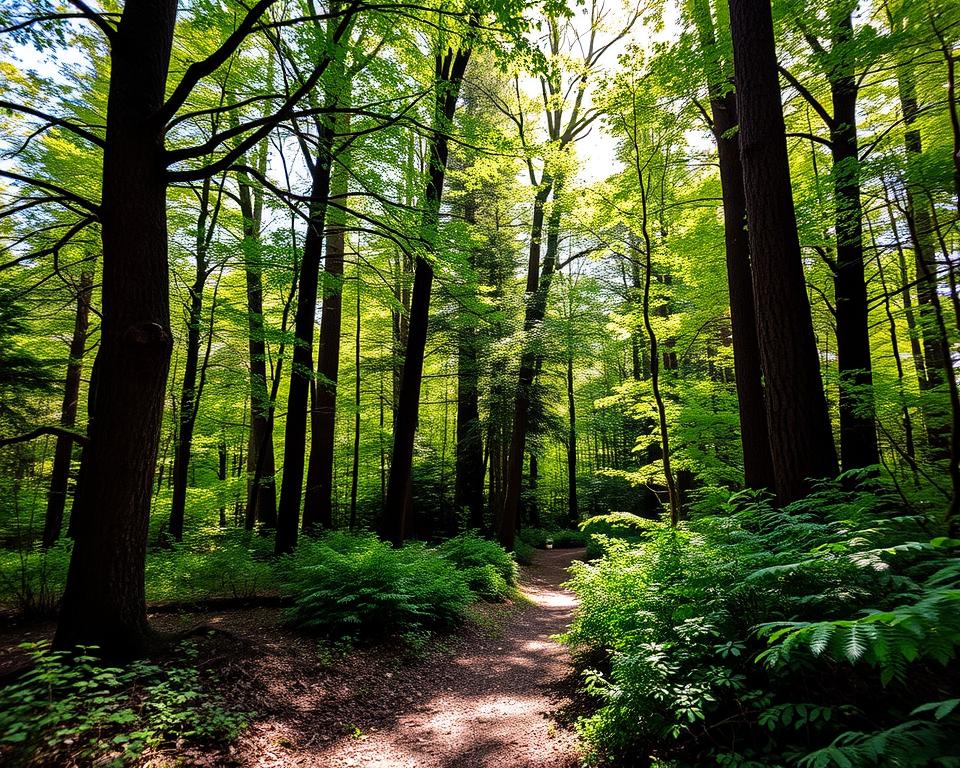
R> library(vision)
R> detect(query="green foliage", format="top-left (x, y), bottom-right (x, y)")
top-left (0, 542), bottom-right (70, 617)
top-left (280, 532), bottom-right (473, 641)
top-left (437, 531), bottom-right (520, 601)
top-left (563, 480), bottom-right (960, 766)
top-left (0, 640), bottom-right (249, 767)
top-left (518, 526), bottom-right (588, 548)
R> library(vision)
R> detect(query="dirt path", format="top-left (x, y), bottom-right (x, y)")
top-left (213, 547), bottom-right (585, 768)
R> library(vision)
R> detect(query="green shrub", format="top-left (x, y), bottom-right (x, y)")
top-left (437, 531), bottom-right (518, 586)
top-left (0, 543), bottom-right (70, 617)
top-left (519, 526), bottom-right (588, 549)
top-left (461, 563), bottom-right (512, 601)
top-left (514, 538), bottom-right (536, 565)
top-left (0, 640), bottom-right (249, 767)
top-left (280, 533), bottom-right (473, 641)
top-left (563, 477), bottom-right (960, 767)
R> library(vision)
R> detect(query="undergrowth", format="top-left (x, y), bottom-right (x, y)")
top-left (563, 473), bottom-right (960, 767)
top-left (0, 640), bottom-right (249, 767)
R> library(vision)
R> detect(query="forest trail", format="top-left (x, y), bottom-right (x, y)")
top-left (216, 547), bottom-right (584, 768)
top-left (308, 546), bottom-right (584, 768)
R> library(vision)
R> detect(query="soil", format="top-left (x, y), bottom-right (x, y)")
top-left (0, 547), bottom-right (587, 767)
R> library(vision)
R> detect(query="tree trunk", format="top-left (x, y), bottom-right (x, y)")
top-left (275, 126), bottom-right (334, 555)
top-left (383, 42), bottom-right (474, 546)
top-left (728, 0), bottom-right (838, 504)
top-left (454, 197), bottom-right (484, 530)
top-left (55, 0), bottom-right (177, 657)
top-left (43, 269), bottom-right (94, 548)
top-left (690, 0), bottom-right (776, 491)
top-left (499, 178), bottom-right (558, 551)
top-left (169, 178), bottom-right (214, 542)
top-left (566, 348), bottom-right (578, 525)
top-left (350, 263), bottom-right (361, 530)
top-left (828, 11), bottom-right (878, 471)
top-left (304, 110), bottom-right (350, 531)
top-left (237, 148), bottom-right (277, 530)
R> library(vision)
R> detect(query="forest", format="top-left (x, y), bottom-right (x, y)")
top-left (0, 0), bottom-right (958, 765)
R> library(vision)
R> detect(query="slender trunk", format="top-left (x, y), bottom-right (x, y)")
top-left (728, 0), bottom-right (839, 503)
top-left (237, 148), bottom-right (277, 530)
top-left (566, 348), bottom-right (578, 525)
top-left (350, 263), bottom-right (361, 530)
top-left (55, 0), bottom-right (177, 657)
top-left (829, 11), bottom-right (878, 470)
top-left (384, 41), bottom-right (474, 546)
top-left (43, 269), bottom-right (94, 548)
top-left (275, 127), bottom-right (334, 555)
top-left (499, 178), bottom-right (558, 551)
top-left (454, 197), bottom-right (485, 530)
top-left (304, 109), bottom-right (351, 531)
top-left (218, 436), bottom-right (228, 527)
top-left (169, 179), bottom-right (214, 542)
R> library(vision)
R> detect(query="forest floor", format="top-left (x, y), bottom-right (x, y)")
top-left (158, 545), bottom-right (587, 767)
top-left (0, 548), bottom-right (586, 766)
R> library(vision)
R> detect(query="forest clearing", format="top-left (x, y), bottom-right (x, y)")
top-left (1, 0), bottom-right (959, 765)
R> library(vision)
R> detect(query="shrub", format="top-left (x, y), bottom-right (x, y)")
top-left (280, 533), bottom-right (473, 641)
top-left (519, 526), bottom-right (588, 549)
top-left (514, 538), bottom-right (536, 565)
top-left (437, 531), bottom-right (518, 587)
top-left (0, 542), bottom-right (70, 617)
top-left (563, 477), bottom-right (960, 767)
top-left (0, 640), bottom-right (248, 767)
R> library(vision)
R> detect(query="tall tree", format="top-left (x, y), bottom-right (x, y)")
top-left (728, 0), bottom-right (839, 504)
top-left (688, 0), bottom-right (776, 490)
top-left (384, 23), bottom-right (476, 546)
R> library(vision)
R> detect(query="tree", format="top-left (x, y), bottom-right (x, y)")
top-left (728, 0), bottom-right (839, 504)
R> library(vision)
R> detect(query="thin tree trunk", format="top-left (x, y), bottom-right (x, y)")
top-left (169, 177), bottom-right (216, 542)
top-left (384, 39), bottom-right (475, 546)
top-left (350, 262), bottom-right (361, 530)
top-left (236, 140), bottom-right (277, 530)
top-left (499, 178), bottom-right (558, 551)
top-left (828, 10), bottom-right (878, 470)
top-left (275, 126), bottom-right (334, 555)
top-left (43, 269), bottom-right (94, 548)
top-left (304, 108), bottom-right (350, 531)
top-left (566, 347), bottom-right (578, 525)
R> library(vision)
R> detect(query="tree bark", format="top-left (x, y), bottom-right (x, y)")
top-left (236, 144), bottom-right (277, 530)
top-left (728, 0), bottom-right (838, 504)
top-left (304, 106), bottom-right (351, 531)
top-left (55, 0), bottom-right (177, 657)
top-left (275, 126), bottom-right (334, 555)
top-left (690, 0), bottom-right (776, 491)
top-left (499, 178), bottom-right (557, 551)
top-left (384, 41), bottom-right (474, 547)
top-left (43, 269), bottom-right (94, 548)
top-left (828, 10), bottom-right (878, 470)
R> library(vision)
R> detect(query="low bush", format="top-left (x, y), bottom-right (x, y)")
top-left (438, 531), bottom-right (518, 587)
top-left (519, 526), bottom-right (588, 549)
top-left (0, 640), bottom-right (248, 767)
top-left (563, 476), bottom-right (960, 767)
top-left (280, 532), bottom-right (473, 641)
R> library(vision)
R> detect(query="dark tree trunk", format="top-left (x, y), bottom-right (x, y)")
top-left (304, 111), bottom-right (350, 531)
top-left (275, 126), bottom-right (334, 555)
top-left (169, 178), bottom-right (214, 542)
top-left (728, 0), bottom-right (838, 504)
top-left (499, 178), bottom-right (558, 551)
top-left (566, 349), bottom-right (578, 525)
top-left (690, 0), bottom-right (776, 491)
top-left (350, 264), bottom-right (361, 530)
top-left (828, 10), bottom-right (878, 470)
top-left (237, 155), bottom-right (277, 530)
top-left (384, 42), bottom-right (474, 547)
top-left (218, 436), bottom-right (228, 527)
top-left (43, 269), bottom-right (94, 548)
top-left (454, 197), bottom-right (484, 530)
top-left (55, 0), bottom-right (177, 657)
